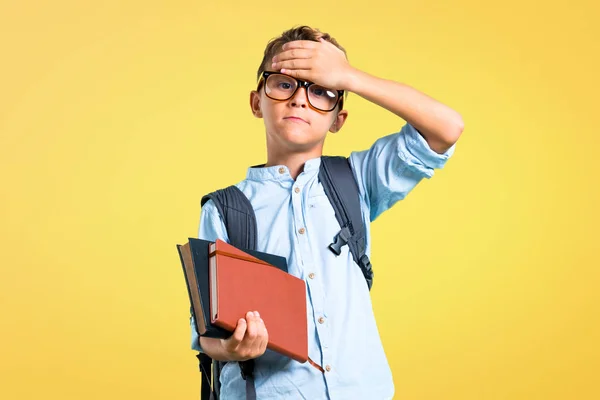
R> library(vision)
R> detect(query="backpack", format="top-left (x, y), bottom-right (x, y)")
top-left (196, 155), bottom-right (374, 400)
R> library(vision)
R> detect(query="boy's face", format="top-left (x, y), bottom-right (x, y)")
top-left (250, 72), bottom-right (348, 153)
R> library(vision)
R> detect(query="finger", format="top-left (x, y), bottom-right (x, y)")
top-left (252, 311), bottom-right (263, 355)
top-left (252, 312), bottom-right (268, 356)
top-left (252, 314), bottom-right (266, 352)
top-left (282, 40), bottom-right (318, 50)
top-left (258, 318), bottom-right (269, 354)
top-left (248, 317), bottom-right (263, 356)
top-left (272, 49), bottom-right (312, 63)
top-left (272, 59), bottom-right (312, 72)
top-left (226, 318), bottom-right (246, 351)
top-left (244, 311), bottom-right (259, 348)
top-left (279, 68), bottom-right (311, 79)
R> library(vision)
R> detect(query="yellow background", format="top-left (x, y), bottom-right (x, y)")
top-left (1, 0), bottom-right (598, 399)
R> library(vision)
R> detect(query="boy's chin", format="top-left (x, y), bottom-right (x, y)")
top-left (280, 132), bottom-right (325, 149)
top-left (278, 127), bottom-right (325, 141)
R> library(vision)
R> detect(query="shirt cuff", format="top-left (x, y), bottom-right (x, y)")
top-left (190, 315), bottom-right (204, 352)
top-left (398, 123), bottom-right (456, 177)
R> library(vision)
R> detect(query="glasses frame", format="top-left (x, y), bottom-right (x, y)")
top-left (257, 71), bottom-right (344, 112)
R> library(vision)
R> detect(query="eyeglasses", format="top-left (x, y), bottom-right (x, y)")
top-left (257, 71), bottom-right (344, 112)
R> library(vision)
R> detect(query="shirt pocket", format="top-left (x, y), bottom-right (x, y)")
top-left (307, 194), bottom-right (330, 208)
top-left (307, 195), bottom-right (338, 228)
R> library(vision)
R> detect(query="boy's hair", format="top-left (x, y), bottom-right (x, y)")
top-left (256, 25), bottom-right (348, 82)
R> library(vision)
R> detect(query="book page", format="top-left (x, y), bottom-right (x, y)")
top-left (209, 242), bottom-right (218, 321)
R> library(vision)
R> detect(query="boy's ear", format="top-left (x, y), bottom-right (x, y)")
top-left (250, 90), bottom-right (262, 118)
top-left (329, 109), bottom-right (348, 133)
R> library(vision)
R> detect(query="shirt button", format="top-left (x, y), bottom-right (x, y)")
top-left (318, 317), bottom-right (325, 324)
top-left (278, 167), bottom-right (285, 174)
top-left (294, 187), bottom-right (300, 193)
top-left (298, 227), bottom-right (305, 234)
top-left (308, 273), bottom-right (315, 279)
top-left (325, 365), bottom-right (331, 372)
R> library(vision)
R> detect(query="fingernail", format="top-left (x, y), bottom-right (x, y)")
top-left (254, 311), bottom-right (260, 317)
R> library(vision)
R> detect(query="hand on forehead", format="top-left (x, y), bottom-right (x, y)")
top-left (270, 38), bottom-right (351, 91)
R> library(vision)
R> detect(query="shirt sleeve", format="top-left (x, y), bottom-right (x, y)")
top-left (190, 199), bottom-right (230, 352)
top-left (348, 123), bottom-right (456, 222)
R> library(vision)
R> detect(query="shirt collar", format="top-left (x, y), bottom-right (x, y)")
top-left (246, 157), bottom-right (322, 181)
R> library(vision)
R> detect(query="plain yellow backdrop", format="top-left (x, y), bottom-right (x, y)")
top-left (1, 0), bottom-right (598, 399)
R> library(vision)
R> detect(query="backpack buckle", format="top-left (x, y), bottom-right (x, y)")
top-left (359, 254), bottom-right (372, 272)
top-left (328, 226), bottom-right (352, 256)
top-left (359, 254), bottom-right (374, 289)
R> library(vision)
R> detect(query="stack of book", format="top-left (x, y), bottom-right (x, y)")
top-left (176, 238), bottom-right (308, 363)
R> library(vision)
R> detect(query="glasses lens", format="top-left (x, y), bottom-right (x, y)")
top-left (308, 85), bottom-right (339, 111)
top-left (265, 74), bottom-right (297, 100)
top-left (264, 73), bottom-right (339, 111)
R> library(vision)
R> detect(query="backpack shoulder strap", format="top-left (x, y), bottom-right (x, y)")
top-left (319, 156), bottom-right (374, 290)
top-left (197, 352), bottom-right (214, 400)
top-left (199, 184), bottom-right (258, 400)
top-left (201, 184), bottom-right (257, 250)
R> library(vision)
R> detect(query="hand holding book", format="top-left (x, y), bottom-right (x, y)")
top-left (220, 311), bottom-right (269, 361)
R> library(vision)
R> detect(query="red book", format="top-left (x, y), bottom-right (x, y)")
top-left (208, 239), bottom-right (308, 363)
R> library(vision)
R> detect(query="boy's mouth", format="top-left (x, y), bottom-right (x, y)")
top-left (284, 116), bottom-right (309, 124)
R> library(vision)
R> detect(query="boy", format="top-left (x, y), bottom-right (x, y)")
top-left (190, 25), bottom-right (463, 399)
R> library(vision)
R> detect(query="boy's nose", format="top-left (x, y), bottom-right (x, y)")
top-left (290, 87), bottom-right (308, 107)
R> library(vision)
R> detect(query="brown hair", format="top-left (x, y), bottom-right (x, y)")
top-left (256, 25), bottom-right (348, 82)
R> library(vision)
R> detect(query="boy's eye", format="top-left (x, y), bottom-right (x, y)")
top-left (278, 82), bottom-right (292, 90)
top-left (311, 86), bottom-right (336, 99)
top-left (312, 88), bottom-right (325, 97)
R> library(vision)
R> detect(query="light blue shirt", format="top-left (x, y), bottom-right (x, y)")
top-left (191, 123), bottom-right (456, 399)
